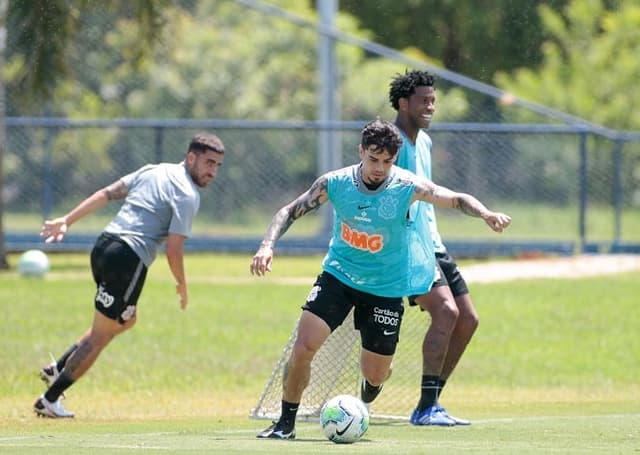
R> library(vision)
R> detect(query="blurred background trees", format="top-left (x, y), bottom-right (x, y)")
top-left (1, 0), bottom-right (639, 267)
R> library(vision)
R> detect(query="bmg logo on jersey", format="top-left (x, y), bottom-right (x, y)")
top-left (341, 222), bottom-right (383, 253)
top-left (373, 306), bottom-right (400, 326)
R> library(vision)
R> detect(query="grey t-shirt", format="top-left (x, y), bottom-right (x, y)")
top-left (104, 162), bottom-right (200, 266)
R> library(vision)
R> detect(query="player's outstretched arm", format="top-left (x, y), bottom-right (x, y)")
top-left (40, 179), bottom-right (128, 243)
top-left (166, 233), bottom-right (188, 310)
top-left (250, 175), bottom-right (329, 276)
top-left (412, 178), bottom-right (511, 233)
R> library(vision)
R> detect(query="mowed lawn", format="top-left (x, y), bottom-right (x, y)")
top-left (0, 252), bottom-right (639, 455)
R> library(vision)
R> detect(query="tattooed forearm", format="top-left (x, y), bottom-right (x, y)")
top-left (104, 180), bottom-right (128, 201)
top-left (454, 194), bottom-right (488, 218)
top-left (261, 207), bottom-right (296, 246)
top-left (261, 177), bottom-right (327, 246)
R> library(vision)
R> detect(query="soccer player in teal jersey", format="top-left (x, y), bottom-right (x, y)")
top-left (34, 133), bottom-right (225, 418)
top-left (250, 119), bottom-right (510, 439)
top-left (391, 69), bottom-right (481, 426)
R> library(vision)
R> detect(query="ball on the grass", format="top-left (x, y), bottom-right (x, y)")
top-left (319, 394), bottom-right (369, 444)
top-left (18, 249), bottom-right (50, 277)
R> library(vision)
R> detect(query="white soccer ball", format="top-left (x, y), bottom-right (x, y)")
top-left (319, 394), bottom-right (369, 444)
top-left (18, 249), bottom-right (50, 277)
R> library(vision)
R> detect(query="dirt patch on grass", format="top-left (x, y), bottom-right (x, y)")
top-left (461, 254), bottom-right (640, 284)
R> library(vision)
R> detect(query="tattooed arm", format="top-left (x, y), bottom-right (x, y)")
top-left (250, 175), bottom-right (329, 276)
top-left (40, 179), bottom-right (128, 243)
top-left (411, 177), bottom-right (512, 233)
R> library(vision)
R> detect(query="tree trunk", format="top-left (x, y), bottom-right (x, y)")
top-left (0, 0), bottom-right (10, 269)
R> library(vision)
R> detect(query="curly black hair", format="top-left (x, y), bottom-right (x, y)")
top-left (388, 69), bottom-right (436, 111)
top-left (361, 118), bottom-right (403, 156)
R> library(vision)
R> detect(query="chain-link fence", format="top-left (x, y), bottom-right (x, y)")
top-left (4, 117), bottom-right (640, 257)
top-left (3, 1), bottom-right (640, 257)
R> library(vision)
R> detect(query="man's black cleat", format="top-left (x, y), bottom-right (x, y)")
top-left (256, 420), bottom-right (296, 440)
top-left (361, 378), bottom-right (384, 404)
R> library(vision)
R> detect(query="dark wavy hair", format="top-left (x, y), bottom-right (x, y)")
top-left (388, 69), bottom-right (436, 111)
top-left (361, 118), bottom-right (403, 156)
top-left (188, 132), bottom-right (225, 155)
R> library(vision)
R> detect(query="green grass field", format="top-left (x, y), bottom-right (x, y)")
top-left (1, 252), bottom-right (639, 454)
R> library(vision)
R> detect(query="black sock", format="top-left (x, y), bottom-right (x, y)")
top-left (361, 379), bottom-right (383, 403)
top-left (44, 370), bottom-right (74, 402)
top-left (417, 375), bottom-right (440, 411)
top-left (56, 344), bottom-right (79, 371)
top-left (280, 400), bottom-right (299, 428)
top-left (437, 378), bottom-right (447, 402)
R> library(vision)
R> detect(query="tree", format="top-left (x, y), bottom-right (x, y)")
top-left (338, 0), bottom-right (569, 84)
top-left (0, 0), bottom-right (8, 268)
top-left (495, 0), bottom-right (640, 208)
top-left (46, 0), bottom-right (390, 218)
top-left (495, 0), bottom-right (640, 131)
top-left (0, 0), bottom-right (164, 269)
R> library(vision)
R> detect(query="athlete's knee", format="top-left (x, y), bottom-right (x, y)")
top-left (120, 316), bottom-right (137, 331)
top-left (429, 297), bottom-right (459, 327)
top-left (291, 338), bottom-right (320, 364)
top-left (417, 290), bottom-right (458, 320)
top-left (362, 365), bottom-right (391, 386)
top-left (456, 299), bottom-right (479, 332)
top-left (459, 310), bottom-right (479, 333)
top-left (292, 311), bottom-right (330, 361)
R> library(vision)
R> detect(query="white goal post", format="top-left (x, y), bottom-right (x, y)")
top-left (250, 306), bottom-right (430, 421)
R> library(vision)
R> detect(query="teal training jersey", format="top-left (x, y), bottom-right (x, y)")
top-left (396, 129), bottom-right (446, 254)
top-left (322, 163), bottom-right (433, 298)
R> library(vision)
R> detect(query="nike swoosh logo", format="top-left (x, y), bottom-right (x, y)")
top-left (335, 420), bottom-right (354, 436)
top-left (358, 205), bottom-right (371, 210)
top-left (383, 330), bottom-right (396, 336)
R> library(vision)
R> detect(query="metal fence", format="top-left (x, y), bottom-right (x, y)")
top-left (4, 117), bottom-right (640, 257)
top-left (3, 2), bottom-right (640, 257)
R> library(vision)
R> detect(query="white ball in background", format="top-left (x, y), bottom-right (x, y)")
top-left (18, 249), bottom-right (50, 277)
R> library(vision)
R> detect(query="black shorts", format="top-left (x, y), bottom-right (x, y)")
top-left (302, 271), bottom-right (404, 356)
top-left (90, 233), bottom-right (148, 324)
top-left (408, 251), bottom-right (469, 305)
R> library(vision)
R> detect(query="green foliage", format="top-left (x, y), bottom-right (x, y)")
top-left (496, 0), bottom-right (640, 131)
top-left (5, 0), bottom-right (75, 100)
top-left (495, 0), bottom-right (640, 209)
top-left (339, 0), bottom-right (570, 83)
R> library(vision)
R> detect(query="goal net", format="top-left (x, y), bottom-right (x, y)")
top-left (250, 306), bottom-right (428, 421)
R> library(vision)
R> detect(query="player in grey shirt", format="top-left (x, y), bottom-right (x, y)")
top-left (105, 161), bottom-right (202, 267)
top-left (33, 133), bottom-right (225, 418)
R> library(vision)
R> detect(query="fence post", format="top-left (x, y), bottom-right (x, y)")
top-left (578, 131), bottom-right (588, 252)
top-left (154, 126), bottom-right (164, 163)
top-left (612, 139), bottom-right (624, 244)
top-left (42, 125), bottom-right (56, 220)
top-left (317, 0), bottom-right (340, 236)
